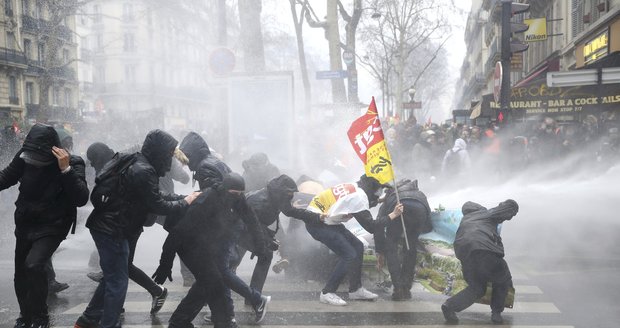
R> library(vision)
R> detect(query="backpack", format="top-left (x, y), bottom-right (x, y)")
top-left (444, 149), bottom-right (462, 173)
top-left (90, 152), bottom-right (138, 213)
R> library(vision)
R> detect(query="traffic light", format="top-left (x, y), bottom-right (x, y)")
top-left (502, 1), bottom-right (530, 55)
top-left (498, 0), bottom-right (529, 126)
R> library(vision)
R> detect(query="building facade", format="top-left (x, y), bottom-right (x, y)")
top-left (79, 0), bottom-right (215, 138)
top-left (455, 0), bottom-right (620, 126)
top-left (0, 0), bottom-right (79, 126)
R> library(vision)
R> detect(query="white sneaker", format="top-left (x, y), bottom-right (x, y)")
top-left (319, 292), bottom-right (347, 306)
top-left (349, 287), bottom-right (378, 300)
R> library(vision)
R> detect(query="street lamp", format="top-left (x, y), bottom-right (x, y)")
top-left (408, 87), bottom-right (416, 102)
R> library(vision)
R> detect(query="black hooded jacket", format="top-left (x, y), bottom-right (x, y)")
top-left (86, 142), bottom-right (115, 174)
top-left (454, 200), bottom-right (519, 262)
top-left (0, 124), bottom-right (89, 239)
top-left (246, 175), bottom-right (321, 231)
top-left (179, 132), bottom-right (231, 190)
top-left (159, 187), bottom-right (266, 269)
top-left (86, 130), bottom-right (188, 239)
top-left (373, 179), bottom-right (432, 253)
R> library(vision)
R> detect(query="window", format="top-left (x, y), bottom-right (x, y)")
top-left (62, 49), bottom-right (69, 64)
top-left (64, 88), bottom-right (72, 106)
top-left (5, 0), bottom-right (14, 16)
top-left (37, 42), bottom-right (45, 62)
top-left (124, 64), bottom-right (135, 83)
top-left (25, 82), bottom-right (34, 104)
top-left (93, 4), bottom-right (101, 23)
top-left (95, 65), bottom-right (105, 83)
top-left (34, 0), bottom-right (42, 19)
top-left (6, 32), bottom-right (15, 50)
top-left (96, 33), bottom-right (103, 50)
top-left (123, 33), bottom-right (135, 52)
top-left (123, 3), bottom-right (133, 21)
top-left (21, 0), bottom-right (29, 16)
top-left (23, 39), bottom-right (31, 59)
top-left (52, 87), bottom-right (60, 106)
top-left (9, 76), bottom-right (17, 98)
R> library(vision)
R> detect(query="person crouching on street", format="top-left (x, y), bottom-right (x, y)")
top-left (441, 199), bottom-right (519, 325)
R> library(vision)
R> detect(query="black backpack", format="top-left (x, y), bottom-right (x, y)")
top-left (90, 152), bottom-right (138, 212)
top-left (444, 149), bottom-right (462, 173)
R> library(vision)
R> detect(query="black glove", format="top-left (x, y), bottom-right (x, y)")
top-left (267, 238), bottom-right (280, 252)
top-left (152, 265), bottom-right (173, 285)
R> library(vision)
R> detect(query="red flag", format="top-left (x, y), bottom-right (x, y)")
top-left (347, 97), bottom-right (394, 184)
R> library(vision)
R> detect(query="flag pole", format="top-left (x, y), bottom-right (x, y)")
top-left (391, 178), bottom-right (410, 251)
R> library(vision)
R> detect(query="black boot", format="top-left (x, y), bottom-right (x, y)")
top-left (29, 316), bottom-right (50, 328)
top-left (491, 311), bottom-right (503, 324)
top-left (14, 317), bottom-right (30, 328)
top-left (441, 304), bottom-right (458, 324)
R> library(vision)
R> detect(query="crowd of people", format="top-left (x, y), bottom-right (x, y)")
top-left (384, 115), bottom-right (619, 189)
top-left (0, 121), bottom-right (526, 327)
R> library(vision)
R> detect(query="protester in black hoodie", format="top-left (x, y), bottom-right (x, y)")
top-left (76, 130), bottom-right (199, 328)
top-left (0, 124), bottom-right (89, 328)
top-left (441, 199), bottom-right (519, 325)
top-left (374, 179), bottom-right (431, 301)
top-left (232, 174), bottom-right (323, 297)
top-left (178, 133), bottom-right (269, 324)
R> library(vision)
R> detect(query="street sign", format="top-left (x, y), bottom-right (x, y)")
top-left (209, 47), bottom-right (236, 76)
top-left (494, 61), bottom-right (502, 103)
top-left (342, 50), bottom-right (354, 66)
top-left (316, 70), bottom-right (348, 80)
top-left (402, 101), bottom-right (422, 109)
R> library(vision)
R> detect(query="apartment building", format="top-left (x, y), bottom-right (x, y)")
top-left (0, 0), bottom-right (79, 126)
top-left (455, 0), bottom-right (620, 126)
top-left (80, 0), bottom-right (214, 135)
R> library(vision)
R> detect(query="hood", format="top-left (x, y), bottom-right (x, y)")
top-left (20, 123), bottom-right (61, 166)
top-left (54, 127), bottom-right (73, 150)
top-left (242, 152), bottom-right (269, 171)
top-left (462, 201), bottom-right (487, 215)
top-left (141, 129), bottom-right (178, 177)
top-left (452, 138), bottom-right (467, 152)
top-left (357, 174), bottom-right (387, 208)
top-left (86, 142), bottom-right (115, 173)
top-left (179, 132), bottom-right (211, 171)
top-left (492, 199), bottom-right (519, 221)
top-left (267, 174), bottom-right (298, 206)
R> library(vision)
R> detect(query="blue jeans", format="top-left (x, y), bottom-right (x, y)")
top-left (216, 235), bottom-right (262, 313)
top-left (82, 230), bottom-right (129, 328)
top-left (305, 223), bottom-right (363, 293)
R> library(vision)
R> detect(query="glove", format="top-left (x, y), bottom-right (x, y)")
top-left (152, 265), bottom-right (173, 285)
top-left (267, 238), bottom-right (280, 252)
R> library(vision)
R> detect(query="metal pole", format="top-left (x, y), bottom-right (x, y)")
top-left (500, 0), bottom-right (512, 126)
top-left (392, 178), bottom-right (410, 251)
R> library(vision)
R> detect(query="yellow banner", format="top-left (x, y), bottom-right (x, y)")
top-left (364, 141), bottom-right (394, 185)
top-left (524, 17), bottom-right (547, 42)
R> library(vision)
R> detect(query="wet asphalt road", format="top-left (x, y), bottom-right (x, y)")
top-left (0, 222), bottom-right (617, 328)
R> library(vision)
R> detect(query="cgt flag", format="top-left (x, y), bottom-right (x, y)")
top-left (347, 97), bottom-right (395, 185)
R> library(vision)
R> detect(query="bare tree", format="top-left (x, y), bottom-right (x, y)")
top-left (336, 0), bottom-right (362, 103)
top-left (304, 0), bottom-right (347, 103)
top-left (238, 0), bottom-right (266, 72)
top-left (289, 0), bottom-right (312, 115)
top-left (359, 0), bottom-right (454, 118)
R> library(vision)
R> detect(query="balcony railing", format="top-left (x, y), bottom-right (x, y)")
top-left (21, 15), bottom-right (74, 42)
top-left (485, 39), bottom-right (500, 75)
top-left (26, 104), bottom-right (79, 121)
top-left (9, 97), bottom-right (19, 105)
top-left (0, 47), bottom-right (27, 67)
top-left (5, 8), bottom-right (14, 17)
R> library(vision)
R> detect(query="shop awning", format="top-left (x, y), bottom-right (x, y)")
top-left (514, 63), bottom-right (549, 88)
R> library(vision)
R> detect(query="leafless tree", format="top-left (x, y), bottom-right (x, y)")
top-left (358, 0), bottom-right (455, 118)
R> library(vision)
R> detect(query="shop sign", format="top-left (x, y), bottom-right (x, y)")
top-left (524, 17), bottom-right (547, 42)
top-left (584, 30), bottom-right (609, 65)
top-left (481, 81), bottom-right (620, 117)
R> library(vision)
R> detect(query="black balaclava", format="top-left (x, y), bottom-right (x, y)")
top-left (141, 129), bottom-right (178, 177)
top-left (357, 174), bottom-right (384, 208)
top-left (86, 142), bottom-right (115, 174)
top-left (218, 172), bottom-right (246, 207)
top-left (267, 174), bottom-right (298, 209)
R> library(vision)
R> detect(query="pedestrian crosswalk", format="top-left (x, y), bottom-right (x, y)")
top-left (49, 268), bottom-right (575, 328)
